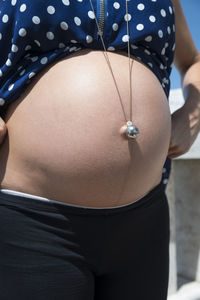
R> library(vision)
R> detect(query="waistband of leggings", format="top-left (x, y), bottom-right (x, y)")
top-left (0, 181), bottom-right (165, 215)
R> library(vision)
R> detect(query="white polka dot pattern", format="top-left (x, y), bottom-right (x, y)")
top-left (0, 0), bottom-right (175, 106)
top-left (32, 16), bottom-right (40, 25)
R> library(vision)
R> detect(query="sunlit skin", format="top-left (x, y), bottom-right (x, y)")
top-left (167, 0), bottom-right (200, 158)
top-left (0, 0), bottom-right (199, 207)
top-left (0, 51), bottom-right (171, 207)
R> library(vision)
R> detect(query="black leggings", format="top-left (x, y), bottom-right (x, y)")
top-left (0, 181), bottom-right (170, 300)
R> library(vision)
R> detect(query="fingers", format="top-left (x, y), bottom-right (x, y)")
top-left (167, 147), bottom-right (188, 159)
top-left (0, 118), bottom-right (7, 144)
top-left (167, 152), bottom-right (182, 159)
top-left (168, 144), bottom-right (191, 158)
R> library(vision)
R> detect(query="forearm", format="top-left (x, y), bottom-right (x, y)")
top-left (181, 55), bottom-right (200, 132)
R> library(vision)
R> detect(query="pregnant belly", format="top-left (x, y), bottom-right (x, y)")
top-left (0, 49), bottom-right (171, 207)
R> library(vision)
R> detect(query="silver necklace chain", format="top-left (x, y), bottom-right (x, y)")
top-left (88, 0), bottom-right (140, 139)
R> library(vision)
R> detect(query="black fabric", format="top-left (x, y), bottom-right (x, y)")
top-left (0, 181), bottom-right (170, 300)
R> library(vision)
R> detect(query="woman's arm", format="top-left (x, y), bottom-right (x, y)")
top-left (0, 117), bottom-right (7, 145)
top-left (167, 0), bottom-right (200, 158)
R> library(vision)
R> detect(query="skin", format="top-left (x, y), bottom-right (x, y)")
top-left (0, 1), bottom-right (200, 158)
top-left (167, 0), bottom-right (200, 158)
top-left (0, 1), bottom-right (199, 208)
top-left (0, 52), bottom-right (171, 206)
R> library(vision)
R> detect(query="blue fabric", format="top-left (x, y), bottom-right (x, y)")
top-left (0, 0), bottom-right (175, 188)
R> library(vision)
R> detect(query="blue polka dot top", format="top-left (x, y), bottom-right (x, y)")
top-left (0, 0), bottom-right (175, 188)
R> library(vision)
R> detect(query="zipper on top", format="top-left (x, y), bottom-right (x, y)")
top-left (97, 0), bottom-right (105, 40)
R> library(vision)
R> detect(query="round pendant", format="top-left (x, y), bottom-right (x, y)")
top-left (125, 121), bottom-right (140, 139)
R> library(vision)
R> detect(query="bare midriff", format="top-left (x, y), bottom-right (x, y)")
top-left (0, 49), bottom-right (171, 207)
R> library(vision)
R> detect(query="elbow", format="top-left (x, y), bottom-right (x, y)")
top-left (179, 51), bottom-right (200, 78)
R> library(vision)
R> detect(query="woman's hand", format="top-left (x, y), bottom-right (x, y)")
top-left (167, 103), bottom-right (200, 159)
top-left (0, 117), bottom-right (7, 145)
